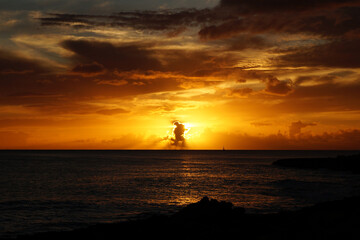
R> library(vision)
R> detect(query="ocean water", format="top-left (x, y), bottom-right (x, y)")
top-left (1, 150), bottom-right (360, 238)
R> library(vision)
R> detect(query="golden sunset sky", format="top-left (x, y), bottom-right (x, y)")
top-left (1, 0), bottom-right (360, 149)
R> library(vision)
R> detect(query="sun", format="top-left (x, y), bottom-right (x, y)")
top-left (183, 122), bottom-right (192, 139)
top-left (172, 121), bottom-right (192, 139)
top-left (160, 118), bottom-right (207, 149)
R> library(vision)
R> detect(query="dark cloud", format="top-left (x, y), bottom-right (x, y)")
top-left (0, 69), bottom-right (184, 112)
top-left (37, 0), bottom-right (360, 44)
top-left (39, 8), bottom-right (222, 31)
top-left (274, 39), bottom-right (360, 68)
top-left (226, 35), bottom-right (272, 51)
top-left (198, 7), bottom-right (360, 40)
top-left (265, 81), bottom-right (360, 114)
top-left (0, 72), bottom-right (179, 115)
top-left (198, 19), bottom-right (250, 40)
top-left (198, 2), bottom-right (360, 41)
top-left (171, 121), bottom-right (186, 147)
top-left (72, 62), bottom-right (106, 76)
top-left (262, 75), bottom-right (293, 95)
top-left (159, 50), bottom-right (238, 75)
top-left (289, 121), bottom-right (317, 138)
top-left (0, 0), bottom-right (217, 13)
top-left (0, 49), bottom-right (50, 75)
top-left (218, 0), bottom-right (360, 14)
top-left (7, 92), bottom-right (62, 98)
top-left (62, 39), bottom-right (239, 78)
top-left (62, 40), bottom-right (162, 71)
top-left (227, 87), bottom-right (253, 98)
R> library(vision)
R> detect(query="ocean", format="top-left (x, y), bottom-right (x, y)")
top-left (1, 150), bottom-right (360, 238)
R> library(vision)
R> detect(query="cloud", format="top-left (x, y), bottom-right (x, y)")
top-left (37, 0), bottom-right (360, 44)
top-left (2, 0), bottom-right (360, 151)
top-left (218, 0), bottom-right (360, 13)
top-left (225, 35), bottom-right (272, 50)
top-left (199, 3), bottom-right (360, 40)
top-left (39, 8), bottom-right (219, 31)
top-left (62, 39), bottom-right (239, 76)
top-left (226, 87), bottom-right (253, 98)
top-left (0, 49), bottom-right (50, 75)
top-left (278, 81), bottom-right (360, 113)
top-left (251, 121), bottom-right (272, 127)
top-left (71, 62), bottom-right (106, 76)
top-left (289, 121), bottom-right (317, 138)
top-left (274, 39), bottom-right (360, 68)
top-left (170, 121), bottom-right (186, 147)
top-left (96, 108), bottom-right (129, 115)
top-left (62, 40), bottom-right (162, 71)
top-left (201, 128), bottom-right (360, 150)
top-left (262, 75), bottom-right (293, 95)
top-left (7, 92), bottom-right (62, 98)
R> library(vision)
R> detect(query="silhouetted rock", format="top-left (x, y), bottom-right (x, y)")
top-left (174, 196), bottom-right (244, 220)
top-left (273, 153), bottom-right (360, 174)
top-left (12, 195), bottom-right (360, 240)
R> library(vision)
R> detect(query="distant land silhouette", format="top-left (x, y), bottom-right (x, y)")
top-left (13, 195), bottom-right (360, 240)
top-left (273, 153), bottom-right (360, 174)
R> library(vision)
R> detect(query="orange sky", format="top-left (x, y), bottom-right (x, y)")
top-left (0, 0), bottom-right (360, 149)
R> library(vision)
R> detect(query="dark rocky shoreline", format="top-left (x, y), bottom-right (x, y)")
top-left (273, 153), bottom-right (360, 174)
top-left (10, 195), bottom-right (360, 240)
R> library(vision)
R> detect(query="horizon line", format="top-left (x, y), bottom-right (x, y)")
top-left (0, 149), bottom-right (359, 151)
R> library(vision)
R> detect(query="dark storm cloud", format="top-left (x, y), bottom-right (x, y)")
top-left (39, 1), bottom-right (360, 36)
top-left (262, 75), bottom-right (293, 95)
top-left (0, 0), bottom-right (217, 13)
top-left (203, 1), bottom-right (360, 40)
top-left (71, 62), bottom-right (106, 76)
top-left (0, 49), bottom-right (50, 75)
top-left (62, 40), bottom-right (162, 71)
top-left (199, 6), bottom-right (360, 40)
top-left (37, 0), bottom-right (360, 44)
top-left (225, 35), bottom-right (271, 51)
top-left (171, 121), bottom-right (186, 147)
top-left (7, 92), bottom-right (62, 98)
top-left (274, 39), bottom-right (360, 68)
top-left (222, 70), bottom-right (293, 95)
top-left (273, 81), bottom-right (360, 113)
top-left (62, 39), bottom-right (238, 76)
top-left (218, 0), bottom-right (360, 13)
top-left (289, 121), bottom-right (317, 138)
top-left (39, 8), bottom-right (224, 32)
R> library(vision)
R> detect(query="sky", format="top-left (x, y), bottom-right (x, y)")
top-left (1, 0), bottom-right (360, 149)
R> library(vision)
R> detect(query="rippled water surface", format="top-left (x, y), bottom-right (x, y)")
top-left (1, 150), bottom-right (360, 238)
